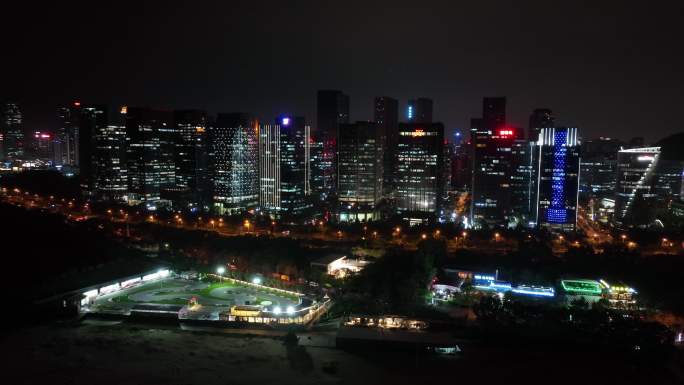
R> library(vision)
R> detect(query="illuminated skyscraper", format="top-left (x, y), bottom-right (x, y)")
top-left (208, 113), bottom-right (258, 215)
top-left (1, 102), bottom-right (24, 160)
top-left (395, 122), bottom-right (444, 224)
top-left (337, 121), bottom-right (383, 222)
top-left (407, 98), bottom-right (433, 123)
top-left (94, 123), bottom-right (128, 202)
top-left (315, 90), bottom-right (349, 200)
top-left (613, 146), bottom-right (684, 227)
top-left (124, 107), bottom-right (175, 208)
top-left (470, 98), bottom-right (519, 228)
top-left (510, 137), bottom-right (536, 227)
top-left (259, 116), bottom-right (311, 217)
top-left (171, 110), bottom-right (208, 210)
top-left (534, 127), bottom-right (580, 231)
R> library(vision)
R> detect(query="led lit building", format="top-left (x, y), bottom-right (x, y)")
top-left (470, 98), bottom-right (520, 228)
top-left (613, 147), bottom-right (684, 227)
top-left (125, 107), bottom-right (175, 208)
top-left (208, 113), bottom-right (259, 215)
top-left (614, 147), bottom-right (659, 227)
top-left (534, 127), bottom-right (581, 231)
top-left (407, 98), bottom-right (433, 123)
top-left (1, 103), bottom-right (24, 160)
top-left (337, 121), bottom-right (383, 222)
top-left (395, 122), bottom-right (444, 224)
top-left (315, 90), bottom-right (349, 201)
top-left (259, 116), bottom-right (311, 217)
top-left (374, 96), bottom-right (398, 197)
top-left (170, 110), bottom-right (208, 210)
top-left (94, 124), bottom-right (128, 202)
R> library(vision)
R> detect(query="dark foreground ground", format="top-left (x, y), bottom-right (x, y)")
top-left (2, 322), bottom-right (683, 385)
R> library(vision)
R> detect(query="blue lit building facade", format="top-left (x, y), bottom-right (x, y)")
top-left (535, 127), bottom-right (580, 231)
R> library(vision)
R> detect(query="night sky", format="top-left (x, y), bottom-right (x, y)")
top-left (3, 0), bottom-right (683, 142)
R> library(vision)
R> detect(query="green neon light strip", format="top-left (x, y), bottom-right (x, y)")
top-left (560, 280), bottom-right (602, 295)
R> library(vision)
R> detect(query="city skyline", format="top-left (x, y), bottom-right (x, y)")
top-left (2, 1), bottom-right (683, 142)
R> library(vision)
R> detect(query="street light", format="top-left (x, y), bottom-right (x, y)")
top-left (217, 266), bottom-right (225, 275)
top-left (421, 233), bottom-right (427, 240)
top-left (286, 306), bottom-right (295, 315)
top-left (252, 277), bottom-right (262, 285)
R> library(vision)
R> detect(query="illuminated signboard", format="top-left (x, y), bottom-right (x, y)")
top-left (498, 129), bottom-right (514, 137)
top-left (560, 279), bottom-right (602, 295)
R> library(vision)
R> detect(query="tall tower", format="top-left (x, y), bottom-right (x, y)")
top-left (173, 110), bottom-right (208, 210)
top-left (337, 121), bottom-right (383, 222)
top-left (315, 90), bottom-right (349, 201)
top-left (79, 104), bottom-right (108, 193)
top-left (395, 122), bottom-right (445, 225)
top-left (374, 96), bottom-right (398, 197)
top-left (124, 107), bottom-right (175, 208)
top-left (535, 127), bottom-right (581, 231)
top-left (259, 116), bottom-right (311, 217)
top-left (208, 113), bottom-right (259, 215)
top-left (1, 103), bottom-right (24, 160)
top-left (470, 97), bottom-right (519, 228)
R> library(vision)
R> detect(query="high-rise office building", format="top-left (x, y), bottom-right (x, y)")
top-left (315, 90), bottom-right (349, 200)
top-left (614, 146), bottom-right (683, 227)
top-left (31, 132), bottom-right (53, 161)
top-left (124, 107), bottom-right (175, 208)
top-left (259, 116), bottom-right (311, 217)
top-left (451, 131), bottom-right (471, 191)
top-left (79, 105), bottom-right (108, 193)
top-left (395, 122), bottom-right (444, 224)
top-left (407, 98), bottom-right (433, 123)
top-left (510, 137), bottom-right (537, 227)
top-left (1, 103), bottom-right (24, 160)
top-left (374, 96), bottom-right (398, 196)
top-left (470, 98), bottom-right (519, 228)
top-left (94, 123), bottom-right (128, 202)
top-left (528, 108), bottom-right (554, 141)
top-left (56, 102), bottom-right (82, 167)
top-left (171, 110), bottom-right (208, 210)
top-left (337, 121), bottom-right (383, 222)
top-left (208, 113), bottom-right (259, 215)
top-left (534, 127), bottom-right (581, 231)
top-left (580, 137), bottom-right (622, 198)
